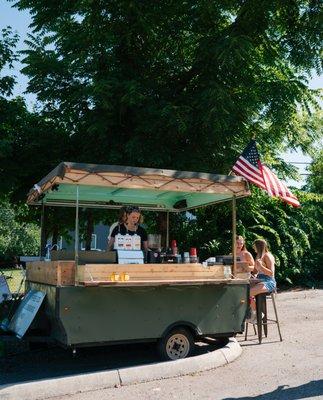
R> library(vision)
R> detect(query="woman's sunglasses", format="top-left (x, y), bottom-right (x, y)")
top-left (125, 206), bottom-right (140, 213)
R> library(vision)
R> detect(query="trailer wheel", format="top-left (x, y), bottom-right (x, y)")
top-left (158, 328), bottom-right (194, 360)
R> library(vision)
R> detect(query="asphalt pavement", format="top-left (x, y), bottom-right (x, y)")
top-left (1, 289), bottom-right (322, 400)
top-left (0, 329), bottom-right (240, 400)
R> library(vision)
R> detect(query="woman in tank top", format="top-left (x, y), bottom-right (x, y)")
top-left (247, 239), bottom-right (276, 323)
top-left (236, 235), bottom-right (255, 271)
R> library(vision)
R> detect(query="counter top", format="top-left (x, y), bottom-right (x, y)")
top-left (26, 260), bottom-right (250, 287)
top-left (77, 278), bottom-right (249, 287)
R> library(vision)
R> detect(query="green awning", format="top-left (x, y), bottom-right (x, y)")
top-left (27, 162), bottom-right (250, 211)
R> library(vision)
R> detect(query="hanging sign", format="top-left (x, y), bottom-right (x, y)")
top-left (8, 290), bottom-right (46, 339)
top-left (0, 275), bottom-right (12, 303)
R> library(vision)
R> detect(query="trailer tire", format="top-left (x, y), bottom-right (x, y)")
top-left (157, 327), bottom-right (194, 360)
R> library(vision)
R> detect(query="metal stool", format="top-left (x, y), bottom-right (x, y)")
top-left (245, 291), bottom-right (283, 343)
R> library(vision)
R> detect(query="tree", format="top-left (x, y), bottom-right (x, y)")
top-left (0, 199), bottom-right (40, 260)
top-left (0, 25), bottom-right (76, 247)
top-left (0, 26), bottom-right (19, 96)
top-left (0, 26), bottom-right (70, 200)
top-left (1, 1), bottom-right (322, 283)
top-left (300, 150), bottom-right (323, 282)
top-left (306, 148), bottom-right (323, 194)
top-left (14, 0), bottom-right (322, 172)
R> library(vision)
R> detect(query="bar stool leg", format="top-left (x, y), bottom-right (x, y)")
top-left (244, 321), bottom-right (257, 341)
top-left (256, 294), bottom-right (263, 343)
top-left (263, 294), bottom-right (268, 337)
top-left (271, 293), bottom-right (283, 342)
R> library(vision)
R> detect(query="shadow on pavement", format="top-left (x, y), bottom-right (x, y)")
top-left (222, 380), bottom-right (323, 400)
top-left (0, 337), bottom-right (224, 385)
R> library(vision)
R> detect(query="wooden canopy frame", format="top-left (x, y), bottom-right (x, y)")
top-left (28, 162), bottom-right (250, 271)
top-left (28, 162), bottom-right (250, 211)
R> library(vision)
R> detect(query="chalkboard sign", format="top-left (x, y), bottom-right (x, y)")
top-left (8, 290), bottom-right (46, 339)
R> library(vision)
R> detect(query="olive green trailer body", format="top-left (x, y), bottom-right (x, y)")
top-left (27, 281), bottom-right (249, 347)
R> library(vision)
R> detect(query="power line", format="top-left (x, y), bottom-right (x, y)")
top-left (299, 173), bottom-right (323, 176)
top-left (287, 161), bottom-right (312, 165)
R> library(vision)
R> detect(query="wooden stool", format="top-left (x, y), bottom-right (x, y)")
top-left (245, 291), bottom-right (283, 343)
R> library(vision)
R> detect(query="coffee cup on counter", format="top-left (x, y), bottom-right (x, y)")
top-left (183, 252), bottom-right (190, 263)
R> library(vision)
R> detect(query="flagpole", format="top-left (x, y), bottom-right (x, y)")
top-left (232, 195), bottom-right (237, 277)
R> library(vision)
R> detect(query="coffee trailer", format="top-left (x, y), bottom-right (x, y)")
top-left (21, 162), bottom-right (251, 360)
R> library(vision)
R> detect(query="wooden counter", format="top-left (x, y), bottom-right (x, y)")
top-left (26, 261), bottom-right (75, 286)
top-left (77, 263), bottom-right (229, 286)
top-left (26, 261), bottom-right (250, 287)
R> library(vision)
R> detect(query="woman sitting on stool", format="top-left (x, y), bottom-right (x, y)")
top-left (247, 239), bottom-right (276, 324)
top-left (236, 235), bottom-right (255, 271)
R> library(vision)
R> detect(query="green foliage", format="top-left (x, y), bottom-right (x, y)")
top-left (0, 95), bottom-right (72, 202)
top-left (0, 1), bottom-right (322, 286)
top-left (0, 29), bottom-right (71, 204)
top-left (305, 148), bottom-right (323, 194)
top-left (239, 189), bottom-right (323, 285)
top-left (0, 200), bottom-right (40, 260)
top-left (14, 0), bottom-right (322, 172)
top-left (0, 26), bottom-right (18, 96)
top-left (170, 187), bottom-right (323, 286)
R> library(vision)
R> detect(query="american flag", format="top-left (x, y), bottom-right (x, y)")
top-left (232, 140), bottom-right (300, 207)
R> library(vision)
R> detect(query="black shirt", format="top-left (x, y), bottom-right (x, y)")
top-left (111, 224), bottom-right (148, 244)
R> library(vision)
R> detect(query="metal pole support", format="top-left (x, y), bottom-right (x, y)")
top-left (232, 195), bottom-right (237, 277)
top-left (74, 185), bottom-right (79, 268)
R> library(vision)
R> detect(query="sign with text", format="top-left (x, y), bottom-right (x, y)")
top-left (8, 290), bottom-right (46, 338)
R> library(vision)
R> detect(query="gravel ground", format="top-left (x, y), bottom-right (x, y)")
top-left (48, 289), bottom-right (323, 400)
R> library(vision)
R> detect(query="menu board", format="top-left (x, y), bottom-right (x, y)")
top-left (0, 275), bottom-right (12, 303)
top-left (8, 290), bottom-right (46, 339)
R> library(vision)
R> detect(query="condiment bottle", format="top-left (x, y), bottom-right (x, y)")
top-left (171, 240), bottom-right (178, 255)
top-left (189, 247), bottom-right (198, 263)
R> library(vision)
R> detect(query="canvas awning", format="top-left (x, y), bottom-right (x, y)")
top-left (27, 162), bottom-right (250, 211)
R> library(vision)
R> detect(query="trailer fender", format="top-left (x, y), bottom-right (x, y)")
top-left (161, 321), bottom-right (201, 339)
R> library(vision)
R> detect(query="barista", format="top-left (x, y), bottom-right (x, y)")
top-left (108, 206), bottom-right (148, 251)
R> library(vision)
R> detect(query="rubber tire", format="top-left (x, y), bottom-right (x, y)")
top-left (157, 327), bottom-right (195, 361)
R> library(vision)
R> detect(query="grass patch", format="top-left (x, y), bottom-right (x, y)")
top-left (1, 268), bottom-right (25, 324)
top-left (0, 268), bottom-right (25, 294)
